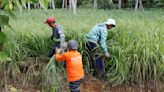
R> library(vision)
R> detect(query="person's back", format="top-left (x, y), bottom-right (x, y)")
top-left (86, 23), bottom-right (107, 43)
top-left (55, 40), bottom-right (84, 92)
top-left (56, 50), bottom-right (84, 82)
top-left (52, 24), bottom-right (64, 41)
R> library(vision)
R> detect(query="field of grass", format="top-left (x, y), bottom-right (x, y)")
top-left (2, 9), bottom-right (164, 91)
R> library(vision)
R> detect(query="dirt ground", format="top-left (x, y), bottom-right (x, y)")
top-left (80, 78), bottom-right (164, 92)
top-left (2, 56), bottom-right (164, 92)
top-left (6, 80), bottom-right (164, 92)
top-left (5, 71), bottom-right (164, 92)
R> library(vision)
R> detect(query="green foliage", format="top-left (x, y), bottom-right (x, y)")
top-left (160, 0), bottom-right (164, 3)
top-left (43, 56), bottom-right (66, 91)
top-left (3, 9), bottom-right (164, 88)
top-left (30, 0), bottom-right (39, 3)
top-left (0, 15), bottom-right (9, 27)
top-left (0, 51), bottom-right (11, 63)
top-left (0, 0), bottom-right (8, 8)
top-left (0, 0), bottom-right (49, 10)
top-left (97, 0), bottom-right (109, 9)
top-left (39, 0), bottom-right (49, 9)
top-left (0, 32), bottom-right (6, 44)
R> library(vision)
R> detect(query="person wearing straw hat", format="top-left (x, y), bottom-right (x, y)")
top-left (86, 18), bottom-right (116, 78)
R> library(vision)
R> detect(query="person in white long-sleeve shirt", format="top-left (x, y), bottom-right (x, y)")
top-left (86, 18), bottom-right (116, 77)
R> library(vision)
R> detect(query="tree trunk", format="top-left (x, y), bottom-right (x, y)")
top-left (0, 8), bottom-right (1, 32)
top-left (49, 1), bottom-right (52, 8)
top-left (0, 12), bottom-right (1, 51)
top-left (94, 0), bottom-right (97, 10)
top-left (38, 3), bottom-right (40, 9)
top-left (71, 0), bottom-right (77, 15)
top-left (23, 3), bottom-right (27, 9)
top-left (27, 3), bottom-right (30, 10)
top-left (109, 0), bottom-right (113, 4)
top-left (4, 64), bottom-right (8, 92)
top-left (135, 0), bottom-right (139, 11)
top-left (0, 9), bottom-right (1, 32)
top-left (139, 0), bottom-right (144, 10)
top-left (0, 27), bottom-right (1, 51)
top-left (118, 0), bottom-right (122, 9)
top-left (69, 0), bottom-right (72, 10)
top-left (62, 0), bottom-right (65, 9)
top-left (0, 10), bottom-right (1, 51)
top-left (52, 0), bottom-right (55, 10)
top-left (34, 4), bottom-right (37, 9)
top-left (65, 0), bottom-right (67, 9)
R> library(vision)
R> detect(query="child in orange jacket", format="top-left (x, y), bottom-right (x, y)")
top-left (55, 40), bottom-right (84, 92)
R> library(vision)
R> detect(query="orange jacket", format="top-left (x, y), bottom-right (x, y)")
top-left (55, 50), bottom-right (84, 82)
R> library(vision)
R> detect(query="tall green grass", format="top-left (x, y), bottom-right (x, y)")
top-left (3, 9), bottom-right (164, 88)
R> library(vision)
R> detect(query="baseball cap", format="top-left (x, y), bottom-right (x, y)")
top-left (44, 17), bottom-right (55, 24)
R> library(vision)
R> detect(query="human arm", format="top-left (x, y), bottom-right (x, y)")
top-left (55, 48), bottom-right (66, 62)
top-left (99, 28), bottom-right (110, 57)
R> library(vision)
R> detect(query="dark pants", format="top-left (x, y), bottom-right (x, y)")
top-left (69, 78), bottom-right (84, 92)
top-left (86, 41), bottom-right (105, 75)
top-left (49, 42), bottom-right (66, 68)
top-left (49, 42), bottom-right (60, 57)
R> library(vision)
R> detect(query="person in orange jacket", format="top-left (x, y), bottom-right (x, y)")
top-left (55, 40), bottom-right (84, 92)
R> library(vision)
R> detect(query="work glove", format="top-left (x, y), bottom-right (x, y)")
top-left (53, 38), bottom-right (60, 42)
top-left (48, 36), bottom-right (60, 42)
top-left (105, 52), bottom-right (110, 58)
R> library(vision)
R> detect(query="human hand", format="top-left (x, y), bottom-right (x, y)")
top-left (55, 47), bottom-right (60, 54)
top-left (56, 47), bottom-right (64, 54)
top-left (105, 52), bottom-right (111, 58)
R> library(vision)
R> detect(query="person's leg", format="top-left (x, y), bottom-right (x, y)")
top-left (94, 54), bottom-right (107, 80)
top-left (86, 42), bottom-right (93, 69)
top-left (48, 49), bottom-right (55, 57)
top-left (86, 41), bottom-right (106, 75)
top-left (48, 43), bottom-right (60, 57)
top-left (86, 41), bottom-right (98, 75)
top-left (95, 55), bottom-right (105, 74)
top-left (69, 78), bottom-right (83, 92)
top-left (48, 43), bottom-right (60, 67)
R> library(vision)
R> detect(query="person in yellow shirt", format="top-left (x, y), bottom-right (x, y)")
top-left (55, 40), bottom-right (84, 92)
